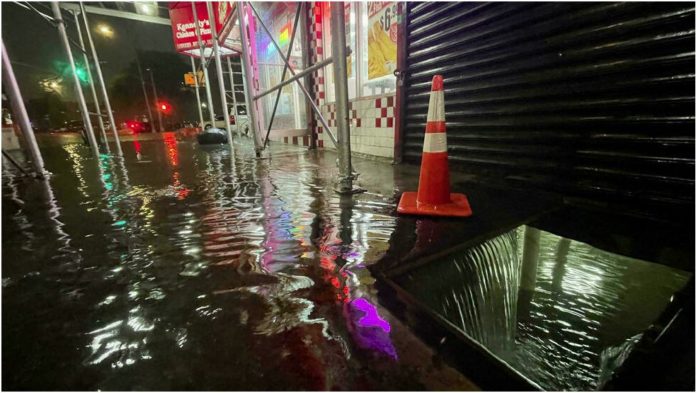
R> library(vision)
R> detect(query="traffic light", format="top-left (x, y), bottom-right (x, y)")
top-left (158, 101), bottom-right (172, 115)
top-left (75, 66), bottom-right (88, 83)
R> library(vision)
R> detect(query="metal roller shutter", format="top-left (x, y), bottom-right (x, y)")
top-left (403, 2), bottom-right (695, 224)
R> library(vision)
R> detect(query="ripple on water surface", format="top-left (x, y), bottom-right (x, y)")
top-left (2, 138), bottom-right (471, 390)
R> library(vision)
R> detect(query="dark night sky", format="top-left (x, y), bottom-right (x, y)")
top-left (2, 2), bottom-right (178, 101)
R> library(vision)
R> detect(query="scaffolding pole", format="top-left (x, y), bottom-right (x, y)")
top-left (191, 2), bottom-right (215, 126)
top-left (192, 57), bottom-right (204, 127)
top-left (72, 9), bottom-right (109, 152)
top-left (261, 3), bottom-right (303, 149)
top-left (1, 39), bottom-right (46, 176)
top-left (206, 1), bottom-right (232, 141)
top-left (52, 2), bottom-right (100, 156)
top-left (249, 3), bottom-right (339, 149)
top-left (79, 2), bottom-right (122, 156)
top-left (330, 2), bottom-right (357, 193)
top-left (226, 57), bottom-right (239, 132)
top-left (238, 1), bottom-right (263, 155)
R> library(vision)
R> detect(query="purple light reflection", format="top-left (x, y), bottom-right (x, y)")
top-left (351, 298), bottom-right (391, 333)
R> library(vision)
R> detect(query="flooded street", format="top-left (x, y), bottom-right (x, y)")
top-left (3, 133), bottom-right (691, 391)
top-left (2, 134), bottom-right (473, 390)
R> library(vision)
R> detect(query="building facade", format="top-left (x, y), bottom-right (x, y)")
top-left (250, 2), bottom-right (401, 160)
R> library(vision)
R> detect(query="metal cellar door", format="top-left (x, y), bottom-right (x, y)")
top-left (402, 2), bottom-right (694, 224)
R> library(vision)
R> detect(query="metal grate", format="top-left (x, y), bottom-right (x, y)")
top-left (403, 2), bottom-right (695, 224)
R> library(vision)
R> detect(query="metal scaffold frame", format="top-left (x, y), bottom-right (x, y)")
top-left (7, 1), bottom-right (358, 192)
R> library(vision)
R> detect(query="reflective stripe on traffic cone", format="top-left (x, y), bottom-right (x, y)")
top-left (397, 75), bottom-right (472, 218)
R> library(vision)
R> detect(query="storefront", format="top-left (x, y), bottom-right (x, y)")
top-left (252, 3), bottom-right (309, 143)
top-left (245, 2), bottom-right (401, 159)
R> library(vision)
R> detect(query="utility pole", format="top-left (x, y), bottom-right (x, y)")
top-left (134, 56), bottom-right (154, 130)
top-left (73, 9), bottom-right (109, 152)
top-left (147, 68), bottom-right (164, 132)
top-left (52, 2), bottom-right (100, 156)
top-left (1, 40), bottom-right (46, 176)
top-left (79, 2), bottom-right (122, 156)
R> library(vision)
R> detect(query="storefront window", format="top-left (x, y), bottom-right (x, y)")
top-left (322, 2), bottom-right (357, 102)
top-left (252, 2), bottom-right (307, 131)
top-left (323, 2), bottom-right (396, 103)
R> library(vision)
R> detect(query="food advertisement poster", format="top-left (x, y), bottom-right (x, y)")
top-left (367, 2), bottom-right (397, 80)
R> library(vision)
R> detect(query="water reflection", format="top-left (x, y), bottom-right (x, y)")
top-left (6, 137), bottom-right (433, 389)
top-left (394, 225), bottom-right (691, 390)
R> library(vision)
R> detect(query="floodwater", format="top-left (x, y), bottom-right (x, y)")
top-left (393, 225), bottom-right (691, 390)
top-left (3, 133), bottom-right (690, 391)
top-left (2, 134), bottom-right (473, 390)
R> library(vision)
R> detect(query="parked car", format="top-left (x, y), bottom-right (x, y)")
top-left (125, 120), bottom-right (152, 134)
top-left (200, 108), bottom-right (249, 135)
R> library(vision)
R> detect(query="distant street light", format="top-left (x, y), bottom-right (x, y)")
top-left (96, 24), bottom-right (114, 38)
top-left (201, 103), bottom-right (207, 108)
top-left (39, 77), bottom-right (63, 94)
top-left (134, 2), bottom-right (157, 16)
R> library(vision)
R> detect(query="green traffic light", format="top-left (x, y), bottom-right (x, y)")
top-left (55, 60), bottom-right (89, 84)
top-left (75, 66), bottom-right (88, 82)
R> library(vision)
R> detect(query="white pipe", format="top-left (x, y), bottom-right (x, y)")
top-left (191, 57), bottom-right (204, 127)
top-left (52, 2), bottom-right (100, 156)
top-left (191, 2), bottom-right (215, 126)
top-left (80, 2), bottom-right (123, 156)
top-left (1, 40), bottom-right (46, 175)
top-left (206, 1), bottom-right (232, 141)
top-left (73, 10), bottom-right (109, 152)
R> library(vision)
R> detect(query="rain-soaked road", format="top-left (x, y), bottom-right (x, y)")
top-left (2, 133), bottom-right (476, 390)
top-left (5, 133), bottom-right (692, 391)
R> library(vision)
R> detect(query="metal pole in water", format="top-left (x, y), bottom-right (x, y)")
top-left (191, 2), bottom-right (215, 126)
top-left (1, 40), bottom-right (46, 176)
top-left (52, 2), bottom-right (100, 157)
top-left (79, 2), bottom-right (122, 156)
top-left (330, 2), bottom-right (356, 193)
top-left (191, 57), bottom-right (204, 127)
top-left (206, 1), bottom-right (232, 141)
top-left (238, 1), bottom-right (263, 155)
top-left (73, 9), bottom-right (109, 152)
top-left (226, 57), bottom-right (239, 133)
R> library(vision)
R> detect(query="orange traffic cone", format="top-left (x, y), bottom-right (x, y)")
top-left (397, 75), bottom-right (472, 218)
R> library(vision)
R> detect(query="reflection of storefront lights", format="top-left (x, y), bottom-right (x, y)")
top-left (279, 25), bottom-right (290, 46)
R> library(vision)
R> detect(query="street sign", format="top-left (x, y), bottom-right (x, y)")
top-left (184, 71), bottom-right (205, 86)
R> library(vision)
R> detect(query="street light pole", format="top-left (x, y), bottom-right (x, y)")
top-left (73, 9), bottom-right (109, 152)
top-left (79, 2), bottom-right (122, 156)
top-left (191, 57), bottom-right (204, 127)
top-left (206, 1), bottom-right (232, 141)
top-left (191, 2), bottom-right (215, 127)
top-left (147, 68), bottom-right (164, 132)
top-left (52, 2), bottom-right (100, 157)
top-left (1, 40), bottom-right (46, 176)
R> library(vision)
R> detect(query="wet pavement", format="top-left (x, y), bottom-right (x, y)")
top-left (2, 134), bottom-right (476, 390)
